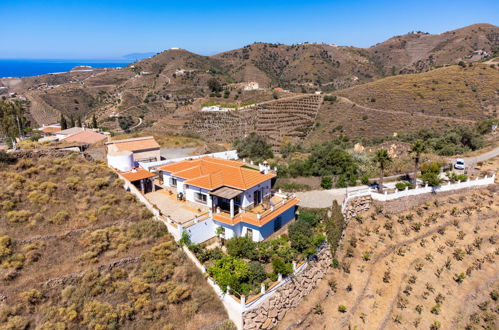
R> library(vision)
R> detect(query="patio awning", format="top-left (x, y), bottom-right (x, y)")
top-left (210, 186), bottom-right (243, 199)
top-left (120, 169), bottom-right (156, 182)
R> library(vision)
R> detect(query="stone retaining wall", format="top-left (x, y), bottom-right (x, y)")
top-left (343, 195), bottom-right (372, 222)
top-left (242, 247), bottom-right (333, 329)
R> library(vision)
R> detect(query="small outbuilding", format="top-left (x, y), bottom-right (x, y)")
top-left (106, 136), bottom-right (161, 163)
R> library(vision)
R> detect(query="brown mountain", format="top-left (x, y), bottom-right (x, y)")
top-left (0, 23), bottom-right (497, 129)
top-left (370, 23), bottom-right (499, 74)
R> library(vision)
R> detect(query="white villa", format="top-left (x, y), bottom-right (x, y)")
top-left (157, 156), bottom-right (299, 243)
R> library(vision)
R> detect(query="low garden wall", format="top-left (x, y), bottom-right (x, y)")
top-left (370, 174), bottom-right (495, 201)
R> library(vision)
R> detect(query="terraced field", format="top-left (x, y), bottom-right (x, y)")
top-left (279, 185), bottom-right (499, 329)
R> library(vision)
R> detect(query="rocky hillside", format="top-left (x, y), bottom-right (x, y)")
top-left (0, 151), bottom-right (229, 329)
top-left (212, 43), bottom-right (382, 90)
top-left (306, 63), bottom-right (499, 144)
top-left (370, 23), bottom-right (499, 74)
top-left (1, 23), bottom-right (497, 130)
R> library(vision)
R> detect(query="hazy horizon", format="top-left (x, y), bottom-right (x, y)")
top-left (1, 0), bottom-right (498, 59)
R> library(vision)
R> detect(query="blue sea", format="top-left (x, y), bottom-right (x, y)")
top-left (0, 59), bottom-right (135, 78)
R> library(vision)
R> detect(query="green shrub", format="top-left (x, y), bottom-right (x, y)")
top-left (298, 211), bottom-right (318, 227)
top-left (0, 236), bottom-right (12, 259)
top-left (51, 211), bottom-right (70, 224)
top-left (361, 175), bottom-right (369, 185)
top-left (395, 182), bottom-right (406, 191)
top-left (248, 261), bottom-right (266, 285)
top-left (19, 289), bottom-right (43, 305)
top-left (336, 176), bottom-right (347, 188)
top-left (167, 285), bottom-right (191, 304)
top-left (6, 210), bottom-right (31, 223)
top-left (82, 300), bottom-right (118, 329)
top-left (320, 177), bottom-right (333, 189)
top-left (338, 304), bottom-right (347, 312)
top-left (271, 257), bottom-right (292, 277)
top-left (27, 191), bottom-right (50, 204)
top-left (288, 220), bottom-right (312, 252)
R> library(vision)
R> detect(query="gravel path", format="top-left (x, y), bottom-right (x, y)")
top-left (296, 186), bottom-right (369, 208)
top-left (160, 147), bottom-right (197, 159)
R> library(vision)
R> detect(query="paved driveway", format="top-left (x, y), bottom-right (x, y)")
top-left (296, 185), bottom-right (369, 208)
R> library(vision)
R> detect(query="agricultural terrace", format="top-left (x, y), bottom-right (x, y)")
top-left (279, 186), bottom-right (499, 330)
top-left (0, 151), bottom-right (230, 329)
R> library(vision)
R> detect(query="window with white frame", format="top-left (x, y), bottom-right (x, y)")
top-left (170, 177), bottom-right (177, 187)
top-left (194, 192), bottom-right (207, 204)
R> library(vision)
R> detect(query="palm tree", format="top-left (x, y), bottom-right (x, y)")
top-left (374, 149), bottom-right (392, 193)
top-left (409, 140), bottom-right (426, 188)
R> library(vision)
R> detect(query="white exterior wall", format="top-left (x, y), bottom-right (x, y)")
top-left (241, 226), bottom-right (263, 242)
top-left (185, 219), bottom-right (217, 243)
top-left (242, 180), bottom-right (272, 208)
top-left (222, 226), bottom-right (236, 240)
top-left (185, 185), bottom-right (212, 208)
top-left (176, 178), bottom-right (185, 193)
top-left (371, 175), bottom-right (496, 202)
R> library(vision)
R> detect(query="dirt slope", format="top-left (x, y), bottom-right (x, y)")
top-left (279, 186), bottom-right (499, 330)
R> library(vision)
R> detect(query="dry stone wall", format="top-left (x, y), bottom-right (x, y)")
top-left (343, 195), bottom-right (372, 222)
top-left (242, 247), bottom-right (332, 329)
top-left (185, 94), bottom-right (323, 151)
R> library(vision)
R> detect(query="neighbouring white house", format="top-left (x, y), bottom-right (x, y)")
top-left (158, 156), bottom-right (299, 243)
top-left (106, 136), bottom-right (161, 163)
top-left (242, 82), bottom-right (260, 91)
top-left (55, 127), bottom-right (85, 140)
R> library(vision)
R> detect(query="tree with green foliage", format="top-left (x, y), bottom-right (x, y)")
top-left (179, 230), bottom-right (190, 247)
top-left (234, 133), bottom-right (273, 160)
top-left (225, 236), bottom-right (256, 259)
top-left (420, 161), bottom-right (443, 188)
top-left (308, 142), bottom-right (358, 177)
top-left (248, 261), bottom-right (266, 285)
top-left (288, 219), bottom-right (313, 253)
top-left (60, 114), bottom-right (68, 130)
top-left (409, 140), bottom-right (426, 187)
top-left (0, 100), bottom-right (29, 145)
top-left (271, 256), bottom-right (293, 276)
top-left (326, 201), bottom-right (345, 257)
top-left (208, 256), bottom-right (250, 294)
top-left (77, 116), bottom-right (82, 128)
top-left (69, 116), bottom-right (76, 128)
top-left (373, 149), bottom-right (392, 193)
top-left (92, 114), bottom-right (98, 129)
top-left (207, 78), bottom-right (223, 93)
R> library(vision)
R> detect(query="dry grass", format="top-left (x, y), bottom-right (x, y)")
top-left (0, 152), bottom-right (229, 329)
top-left (279, 187), bottom-right (499, 329)
top-left (336, 64), bottom-right (499, 120)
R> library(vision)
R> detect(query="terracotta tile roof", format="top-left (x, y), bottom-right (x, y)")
top-left (107, 136), bottom-right (160, 152)
top-left (120, 169), bottom-right (156, 182)
top-left (160, 156), bottom-right (275, 190)
top-left (213, 198), bottom-right (299, 227)
top-left (62, 130), bottom-right (107, 144)
top-left (41, 126), bottom-right (61, 133)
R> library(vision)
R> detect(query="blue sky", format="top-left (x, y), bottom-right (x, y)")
top-left (1, 0), bottom-right (497, 59)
